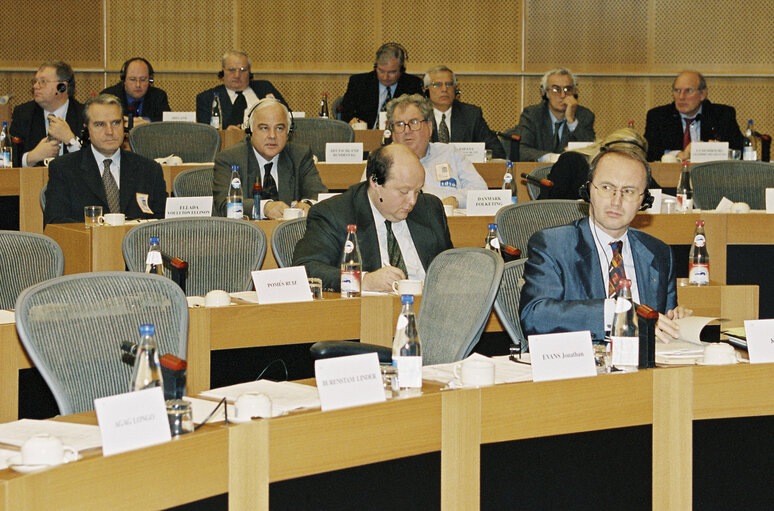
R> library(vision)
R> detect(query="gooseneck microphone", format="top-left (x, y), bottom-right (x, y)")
top-left (520, 172), bottom-right (553, 188)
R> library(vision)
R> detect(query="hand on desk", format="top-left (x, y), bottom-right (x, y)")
top-left (264, 201), bottom-right (292, 219)
top-left (363, 266), bottom-right (405, 293)
top-left (348, 117), bottom-right (363, 126)
top-left (656, 305), bottom-right (693, 343)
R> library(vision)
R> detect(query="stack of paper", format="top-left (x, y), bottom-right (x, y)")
top-left (199, 380), bottom-right (320, 414)
top-left (422, 353), bottom-right (533, 387)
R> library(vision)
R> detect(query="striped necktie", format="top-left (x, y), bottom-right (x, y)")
top-left (102, 159), bottom-right (121, 214)
top-left (385, 220), bottom-right (407, 277)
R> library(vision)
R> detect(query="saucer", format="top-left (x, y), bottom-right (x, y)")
top-left (7, 451), bottom-right (80, 473)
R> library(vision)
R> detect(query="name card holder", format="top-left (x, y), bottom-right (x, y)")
top-left (528, 331), bottom-right (596, 382)
top-left (315, 353), bottom-right (386, 411)
top-left (94, 387), bottom-right (171, 456)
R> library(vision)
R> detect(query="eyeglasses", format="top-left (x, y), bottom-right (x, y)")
top-left (591, 182), bottom-right (643, 202)
top-left (31, 78), bottom-right (63, 87)
top-left (391, 118), bottom-right (427, 133)
top-left (224, 67), bottom-right (249, 74)
top-left (126, 77), bottom-right (150, 84)
top-left (549, 85), bottom-right (575, 95)
top-left (672, 87), bottom-right (701, 95)
top-left (430, 81), bottom-right (455, 89)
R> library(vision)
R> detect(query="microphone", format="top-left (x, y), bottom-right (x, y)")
top-left (521, 172), bottom-right (553, 188)
top-left (126, 103), bottom-right (136, 130)
top-left (0, 94), bottom-right (12, 105)
top-left (494, 131), bottom-right (521, 141)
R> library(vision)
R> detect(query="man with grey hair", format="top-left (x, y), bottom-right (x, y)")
top-left (424, 65), bottom-right (505, 159)
top-left (341, 43), bottom-right (423, 129)
top-left (510, 67), bottom-right (595, 161)
top-left (196, 50), bottom-right (287, 129)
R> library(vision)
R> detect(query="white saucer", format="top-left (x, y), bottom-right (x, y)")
top-left (7, 451), bottom-right (80, 473)
top-left (696, 359), bottom-right (737, 366)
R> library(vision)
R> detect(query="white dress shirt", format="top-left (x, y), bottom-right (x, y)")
top-left (367, 193), bottom-right (425, 281)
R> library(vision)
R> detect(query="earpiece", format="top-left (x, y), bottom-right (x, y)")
top-left (56, 82), bottom-right (67, 94)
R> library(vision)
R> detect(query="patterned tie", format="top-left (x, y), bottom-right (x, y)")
top-left (438, 113), bottom-right (450, 143)
top-left (552, 121), bottom-right (564, 153)
top-left (375, 87), bottom-right (393, 128)
top-left (683, 117), bottom-right (695, 150)
top-left (262, 162), bottom-right (278, 201)
top-left (385, 220), bottom-right (407, 277)
top-left (231, 91), bottom-right (247, 127)
top-left (608, 240), bottom-right (627, 297)
top-left (102, 159), bottom-right (121, 214)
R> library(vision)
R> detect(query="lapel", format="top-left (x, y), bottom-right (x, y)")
top-left (244, 139), bottom-right (260, 195)
top-left (30, 103), bottom-right (48, 146)
top-left (576, 219), bottom-right (606, 299)
top-left (629, 229), bottom-right (658, 307)
top-left (80, 149), bottom-right (109, 206)
top-left (367, 72), bottom-right (381, 121)
top-left (276, 147), bottom-right (296, 203)
top-left (540, 102), bottom-right (555, 150)
top-left (431, 116), bottom-right (439, 142)
top-left (668, 103), bottom-right (685, 146)
top-left (353, 184), bottom-right (381, 270)
top-left (118, 150), bottom-right (138, 213)
top-left (217, 85), bottom-right (233, 125)
top-left (699, 100), bottom-right (713, 140)
top-left (450, 101), bottom-right (465, 141)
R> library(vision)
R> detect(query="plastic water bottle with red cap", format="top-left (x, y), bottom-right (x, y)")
top-left (340, 224), bottom-right (362, 297)
top-left (689, 220), bottom-right (709, 285)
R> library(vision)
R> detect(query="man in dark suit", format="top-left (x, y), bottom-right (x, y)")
top-left (10, 61), bottom-right (84, 167)
top-left (44, 94), bottom-right (167, 225)
top-left (424, 65), bottom-right (505, 159)
top-left (644, 70), bottom-right (744, 162)
top-left (293, 144), bottom-right (453, 292)
top-left (100, 57), bottom-right (171, 123)
top-left (196, 50), bottom-right (287, 129)
top-left (340, 43), bottom-right (423, 129)
top-left (212, 98), bottom-right (326, 219)
top-left (520, 143), bottom-right (691, 342)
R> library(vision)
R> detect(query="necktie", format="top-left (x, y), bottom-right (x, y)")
top-left (385, 220), bottom-right (407, 277)
top-left (381, 86), bottom-right (392, 112)
top-left (231, 91), bottom-right (247, 127)
top-left (683, 117), bottom-right (695, 150)
top-left (552, 121), bottom-right (564, 153)
top-left (102, 159), bottom-right (121, 214)
top-left (262, 162), bottom-right (278, 201)
top-left (608, 240), bottom-right (626, 297)
top-left (438, 113), bottom-right (450, 143)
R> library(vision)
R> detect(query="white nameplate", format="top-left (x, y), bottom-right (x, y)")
top-left (378, 112), bottom-right (387, 130)
top-left (647, 189), bottom-right (662, 213)
top-left (744, 319), bottom-right (774, 363)
top-left (317, 192), bottom-right (341, 202)
top-left (252, 266), bottom-right (312, 304)
top-left (94, 387), bottom-right (171, 456)
top-left (162, 112), bottom-right (196, 122)
top-left (165, 196), bottom-right (213, 218)
top-left (466, 190), bottom-right (512, 216)
top-left (528, 331), bottom-right (596, 382)
top-left (315, 353), bottom-right (386, 411)
top-left (326, 143), bottom-right (364, 163)
top-left (450, 142), bottom-right (486, 163)
top-left (766, 189), bottom-right (774, 213)
top-left (566, 141), bottom-right (593, 150)
top-left (690, 141), bottom-right (729, 163)
top-left (291, 111), bottom-right (305, 118)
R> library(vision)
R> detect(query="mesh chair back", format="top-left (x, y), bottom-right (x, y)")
top-left (271, 217), bottom-right (307, 268)
top-left (290, 118), bottom-right (355, 161)
top-left (129, 122), bottom-right (221, 162)
top-left (418, 248), bottom-right (503, 365)
top-left (0, 231), bottom-right (63, 309)
top-left (691, 161), bottom-right (774, 209)
top-left (495, 200), bottom-right (589, 255)
top-left (172, 166), bottom-right (214, 198)
top-left (526, 164), bottom-right (553, 200)
top-left (122, 217), bottom-right (266, 296)
top-left (493, 259), bottom-right (528, 352)
top-left (15, 272), bottom-right (188, 415)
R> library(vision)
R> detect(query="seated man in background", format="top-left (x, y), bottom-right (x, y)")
top-left (212, 97), bottom-right (326, 219)
top-left (293, 144), bottom-right (453, 292)
top-left (44, 94), bottom-right (167, 225)
top-left (386, 94), bottom-right (487, 209)
top-left (100, 57), bottom-right (171, 124)
top-left (644, 70), bottom-right (744, 162)
top-left (424, 65), bottom-right (505, 159)
top-left (520, 142), bottom-right (691, 343)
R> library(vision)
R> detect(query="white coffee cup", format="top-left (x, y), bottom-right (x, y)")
top-left (283, 208), bottom-right (304, 220)
top-left (702, 343), bottom-right (737, 365)
top-left (443, 204), bottom-right (454, 216)
top-left (453, 359), bottom-right (495, 387)
top-left (233, 392), bottom-right (273, 422)
top-left (204, 289), bottom-right (231, 307)
top-left (392, 279), bottom-right (423, 296)
top-left (731, 202), bottom-right (750, 213)
top-left (21, 434), bottom-right (76, 466)
top-left (97, 212), bottom-right (126, 226)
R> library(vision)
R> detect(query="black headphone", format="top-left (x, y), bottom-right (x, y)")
top-left (56, 82), bottom-right (67, 94)
top-left (242, 97), bottom-right (294, 135)
top-left (120, 57), bottom-right (155, 84)
top-left (373, 43), bottom-right (408, 73)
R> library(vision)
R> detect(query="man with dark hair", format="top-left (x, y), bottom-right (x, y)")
top-left (293, 144), bottom-right (453, 292)
top-left (100, 57), bottom-right (171, 123)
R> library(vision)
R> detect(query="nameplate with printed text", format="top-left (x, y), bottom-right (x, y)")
top-left (165, 196), bottom-right (213, 218)
top-left (252, 266), bottom-right (312, 304)
top-left (450, 142), bottom-right (486, 163)
top-left (744, 319), bottom-right (774, 363)
top-left (94, 387), bottom-right (171, 456)
top-left (466, 190), bottom-right (512, 216)
top-left (315, 353), bottom-right (386, 411)
top-left (690, 141), bottom-right (729, 163)
top-left (529, 331), bottom-right (596, 382)
top-left (326, 143), bottom-right (364, 163)
top-left (162, 112), bottom-right (196, 122)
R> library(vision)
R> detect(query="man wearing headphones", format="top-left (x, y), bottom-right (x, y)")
top-left (340, 43), bottom-right (423, 129)
top-left (196, 50), bottom-right (287, 130)
top-left (509, 67), bottom-right (595, 162)
top-left (100, 57), bottom-right (171, 124)
top-left (10, 61), bottom-right (84, 167)
top-left (520, 142), bottom-right (691, 343)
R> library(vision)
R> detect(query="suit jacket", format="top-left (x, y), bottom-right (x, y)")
top-left (195, 81), bottom-right (288, 127)
top-left (340, 70), bottom-right (423, 128)
top-left (100, 83), bottom-right (171, 122)
top-left (510, 101), bottom-right (596, 162)
top-left (212, 137), bottom-right (327, 216)
top-left (519, 218), bottom-right (677, 340)
top-left (430, 100), bottom-right (506, 159)
top-left (9, 99), bottom-right (85, 167)
top-left (44, 147), bottom-right (167, 225)
top-left (292, 181), bottom-right (453, 291)
top-left (644, 99), bottom-right (744, 162)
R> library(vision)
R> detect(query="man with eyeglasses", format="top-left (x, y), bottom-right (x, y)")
top-left (100, 57), bottom-right (170, 125)
top-left (423, 65), bottom-right (505, 160)
top-left (509, 67), bottom-right (595, 162)
top-left (644, 70), bottom-right (744, 162)
top-left (195, 50), bottom-right (287, 129)
top-left (10, 61), bottom-right (85, 167)
top-left (520, 142), bottom-right (691, 343)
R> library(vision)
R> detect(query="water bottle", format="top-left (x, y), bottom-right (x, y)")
top-left (145, 236), bottom-right (163, 275)
top-left (210, 92), bottom-right (222, 130)
top-left (689, 220), bottom-right (709, 286)
top-left (743, 120), bottom-right (757, 161)
top-left (485, 223), bottom-right (500, 254)
top-left (226, 165), bottom-right (244, 219)
top-left (131, 324), bottom-right (164, 391)
top-left (0, 122), bottom-right (12, 168)
top-left (251, 179), bottom-right (264, 220)
top-left (610, 280), bottom-right (639, 372)
top-left (392, 294), bottom-right (422, 397)
top-left (340, 224), bottom-right (362, 298)
top-left (676, 162), bottom-right (692, 212)
top-left (318, 92), bottom-right (330, 118)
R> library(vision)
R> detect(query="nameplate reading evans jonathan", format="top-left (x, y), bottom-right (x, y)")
top-left (252, 266), bottom-right (313, 305)
top-left (94, 387), bottom-right (171, 456)
top-left (466, 190), bottom-right (512, 216)
top-left (165, 196), bottom-right (213, 218)
top-left (325, 143), bottom-right (364, 163)
top-left (744, 319), bottom-right (774, 364)
top-left (315, 353), bottom-right (386, 411)
top-left (528, 331), bottom-right (596, 382)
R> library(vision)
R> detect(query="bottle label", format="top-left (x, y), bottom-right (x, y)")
top-left (227, 202), bottom-right (244, 219)
top-left (611, 336), bottom-right (639, 368)
top-left (614, 297), bottom-right (633, 313)
top-left (395, 314), bottom-right (408, 330)
top-left (502, 172), bottom-right (513, 184)
top-left (145, 250), bottom-right (163, 265)
top-left (210, 117), bottom-right (220, 130)
top-left (693, 234), bottom-right (706, 247)
top-left (689, 263), bottom-right (709, 285)
top-left (394, 355), bottom-right (422, 388)
top-left (488, 238), bottom-right (500, 250)
top-left (340, 270), bottom-right (361, 294)
top-left (0, 150), bottom-right (10, 168)
top-left (230, 177), bottom-right (241, 189)
top-left (344, 240), bottom-right (355, 254)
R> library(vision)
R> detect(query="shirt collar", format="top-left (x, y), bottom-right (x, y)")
top-left (91, 145), bottom-right (121, 169)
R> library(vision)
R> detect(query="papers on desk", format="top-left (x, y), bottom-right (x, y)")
top-left (422, 353), bottom-right (533, 386)
top-left (200, 380), bottom-right (320, 414)
top-left (654, 316), bottom-right (720, 365)
top-left (0, 448), bottom-right (19, 470)
top-left (0, 310), bottom-right (14, 324)
top-left (0, 419), bottom-right (102, 451)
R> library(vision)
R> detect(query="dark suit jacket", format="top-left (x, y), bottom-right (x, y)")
top-left (195, 81), bottom-right (288, 127)
top-left (430, 100), bottom-right (506, 159)
top-left (44, 147), bottom-right (167, 225)
top-left (212, 137), bottom-right (327, 216)
top-left (100, 82), bottom-right (171, 122)
top-left (519, 218), bottom-right (677, 340)
top-left (644, 99), bottom-right (744, 161)
top-left (9, 99), bottom-right (85, 167)
top-left (510, 101), bottom-right (596, 162)
top-left (292, 181), bottom-right (453, 291)
top-left (340, 70), bottom-right (423, 128)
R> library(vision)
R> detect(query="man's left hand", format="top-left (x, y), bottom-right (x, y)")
top-left (263, 201), bottom-right (291, 219)
top-left (563, 95), bottom-right (579, 124)
top-left (46, 116), bottom-right (75, 144)
top-left (656, 305), bottom-right (694, 343)
top-left (294, 201), bottom-right (312, 215)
